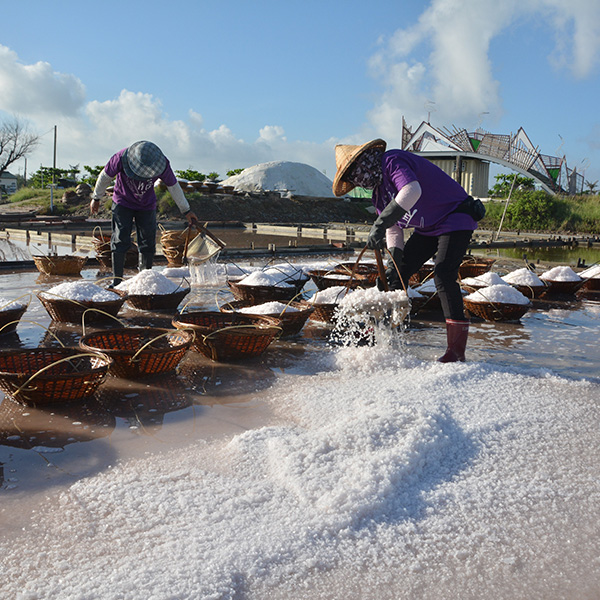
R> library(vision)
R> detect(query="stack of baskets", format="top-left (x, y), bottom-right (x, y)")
top-left (92, 230), bottom-right (138, 270)
top-left (33, 255), bottom-right (87, 277)
top-left (159, 225), bottom-right (198, 267)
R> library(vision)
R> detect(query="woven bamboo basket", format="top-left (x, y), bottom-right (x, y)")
top-left (219, 300), bottom-right (314, 337)
top-left (125, 287), bottom-right (190, 311)
top-left (511, 283), bottom-right (547, 299)
top-left (37, 289), bottom-right (128, 324)
top-left (581, 277), bottom-right (600, 292)
top-left (227, 278), bottom-right (301, 304)
top-left (458, 257), bottom-right (496, 279)
top-left (0, 304), bottom-right (27, 336)
top-left (159, 226), bottom-right (199, 267)
top-left (307, 269), bottom-right (369, 291)
top-left (33, 255), bottom-right (88, 276)
top-left (79, 327), bottom-right (193, 378)
top-left (464, 298), bottom-right (530, 322)
top-left (172, 311), bottom-right (282, 361)
top-left (333, 262), bottom-right (379, 286)
top-left (93, 231), bottom-right (138, 270)
top-left (540, 279), bottom-right (584, 296)
top-left (0, 348), bottom-right (111, 406)
top-left (308, 302), bottom-right (339, 323)
top-left (409, 264), bottom-right (434, 286)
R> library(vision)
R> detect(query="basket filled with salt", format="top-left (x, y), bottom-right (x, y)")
top-left (307, 269), bottom-right (370, 290)
top-left (308, 285), bottom-right (352, 323)
top-left (37, 281), bottom-right (128, 324)
top-left (115, 270), bottom-right (190, 311)
top-left (32, 254), bottom-right (87, 276)
top-left (501, 268), bottom-right (547, 299)
top-left (579, 265), bottom-right (600, 292)
top-left (79, 327), bottom-right (193, 378)
top-left (332, 261), bottom-right (379, 287)
top-left (461, 271), bottom-right (507, 294)
top-left (0, 347), bottom-right (111, 406)
top-left (463, 284), bottom-right (531, 322)
top-left (0, 298), bottom-right (28, 336)
top-left (458, 256), bottom-right (496, 279)
top-left (219, 299), bottom-right (314, 337)
top-left (227, 265), bottom-right (308, 304)
top-left (539, 266), bottom-right (584, 296)
top-left (172, 311), bottom-right (282, 361)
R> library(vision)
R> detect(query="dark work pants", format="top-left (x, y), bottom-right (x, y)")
top-left (111, 203), bottom-right (157, 256)
top-left (400, 230), bottom-right (473, 321)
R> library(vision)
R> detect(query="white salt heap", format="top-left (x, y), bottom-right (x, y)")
top-left (0, 297), bottom-right (25, 311)
top-left (461, 272), bottom-right (507, 287)
top-left (465, 284), bottom-right (530, 305)
top-left (220, 160), bottom-right (336, 197)
top-left (116, 270), bottom-right (185, 295)
top-left (502, 267), bottom-right (544, 286)
top-left (42, 281), bottom-right (119, 302)
top-left (310, 286), bottom-right (352, 305)
top-left (540, 265), bottom-right (582, 282)
top-left (161, 266), bottom-right (190, 279)
top-left (579, 264), bottom-right (600, 279)
top-left (238, 301), bottom-right (300, 315)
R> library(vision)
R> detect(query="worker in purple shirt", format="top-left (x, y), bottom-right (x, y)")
top-left (90, 140), bottom-right (198, 287)
top-left (333, 138), bottom-right (484, 363)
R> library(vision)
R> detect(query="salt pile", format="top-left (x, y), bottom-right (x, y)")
top-left (0, 297), bottom-right (25, 311)
top-left (220, 161), bottom-right (336, 197)
top-left (465, 284), bottom-right (530, 305)
top-left (579, 265), bottom-right (600, 279)
top-left (238, 301), bottom-right (300, 315)
top-left (540, 265), bottom-right (582, 282)
top-left (162, 266), bottom-right (191, 279)
top-left (116, 270), bottom-right (186, 295)
top-left (502, 268), bottom-right (544, 286)
top-left (461, 272), bottom-right (507, 287)
top-left (311, 286), bottom-right (351, 305)
top-left (41, 281), bottom-right (119, 302)
top-left (237, 265), bottom-right (307, 288)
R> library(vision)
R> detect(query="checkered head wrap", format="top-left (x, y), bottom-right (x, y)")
top-left (345, 147), bottom-right (384, 190)
top-left (122, 141), bottom-right (167, 180)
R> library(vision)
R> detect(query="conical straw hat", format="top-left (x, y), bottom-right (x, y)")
top-left (332, 138), bottom-right (387, 196)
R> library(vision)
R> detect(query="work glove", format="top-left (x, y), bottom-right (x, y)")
top-left (366, 201), bottom-right (407, 250)
top-left (376, 247), bottom-right (404, 291)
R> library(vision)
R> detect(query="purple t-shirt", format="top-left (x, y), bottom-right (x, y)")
top-left (372, 149), bottom-right (477, 236)
top-left (105, 148), bottom-right (177, 210)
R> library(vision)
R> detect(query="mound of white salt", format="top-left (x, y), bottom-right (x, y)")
top-left (161, 266), bottom-right (190, 279)
top-left (220, 161), bottom-right (336, 197)
top-left (42, 281), bottom-right (120, 302)
top-left (310, 286), bottom-right (351, 305)
top-left (238, 301), bottom-right (299, 315)
top-left (540, 265), bottom-right (582, 282)
top-left (0, 297), bottom-right (26, 311)
top-left (462, 272), bottom-right (507, 287)
top-left (338, 287), bottom-right (412, 311)
top-left (502, 268), bottom-right (544, 287)
top-left (579, 264), bottom-right (600, 279)
top-left (237, 271), bottom-right (295, 288)
top-left (465, 284), bottom-right (530, 305)
top-left (116, 270), bottom-right (185, 295)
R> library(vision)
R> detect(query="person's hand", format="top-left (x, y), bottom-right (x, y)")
top-left (366, 223), bottom-right (386, 249)
top-left (90, 198), bottom-right (101, 215)
top-left (184, 211), bottom-right (198, 226)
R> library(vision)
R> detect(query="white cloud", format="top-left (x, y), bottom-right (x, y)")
top-left (0, 45), bottom-right (85, 117)
top-left (366, 0), bottom-right (600, 141)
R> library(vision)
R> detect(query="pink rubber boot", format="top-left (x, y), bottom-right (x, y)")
top-left (438, 319), bottom-right (469, 362)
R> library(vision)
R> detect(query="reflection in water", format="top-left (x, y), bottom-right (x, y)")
top-left (0, 396), bottom-right (115, 450)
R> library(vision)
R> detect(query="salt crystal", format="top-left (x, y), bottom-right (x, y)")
top-left (238, 301), bottom-right (299, 315)
top-left (116, 270), bottom-right (185, 295)
top-left (42, 281), bottom-right (120, 302)
top-left (237, 271), bottom-right (295, 288)
top-left (310, 286), bottom-right (351, 305)
top-left (0, 297), bottom-right (26, 311)
top-left (462, 272), bottom-right (507, 287)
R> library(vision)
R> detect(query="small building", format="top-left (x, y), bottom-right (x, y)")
top-left (0, 171), bottom-right (18, 196)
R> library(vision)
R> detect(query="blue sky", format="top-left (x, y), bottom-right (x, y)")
top-left (1, 0), bottom-right (599, 189)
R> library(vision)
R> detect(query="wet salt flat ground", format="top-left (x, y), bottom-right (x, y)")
top-left (0, 258), bottom-right (599, 600)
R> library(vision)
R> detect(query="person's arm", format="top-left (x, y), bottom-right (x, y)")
top-left (90, 168), bottom-right (114, 214)
top-left (167, 181), bottom-right (198, 225)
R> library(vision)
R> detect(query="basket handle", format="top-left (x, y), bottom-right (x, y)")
top-left (127, 330), bottom-right (187, 363)
top-left (2, 319), bottom-right (66, 347)
top-left (82, 308), bottom-right (125, 336)
top-left (13, 353), bottom-right (107, 398)
top-left (202, 323), bottom-right (282, 342)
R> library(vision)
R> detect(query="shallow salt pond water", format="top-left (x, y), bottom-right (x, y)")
top-left (0, 260), bottom-right (599, 599)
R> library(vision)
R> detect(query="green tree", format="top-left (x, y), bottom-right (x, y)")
top-left (488, 173), bottom-right (535, 198)
top-left (29, 166), bottom-right (71, 188)
top-left (82, 165), bottom-right (104, 186)
top-left (207, 171), bottom-right (220, 181)
top-left (226, 168), bottom-right (244, 177)
top-left (175, 169), bottom-right (205, 181)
